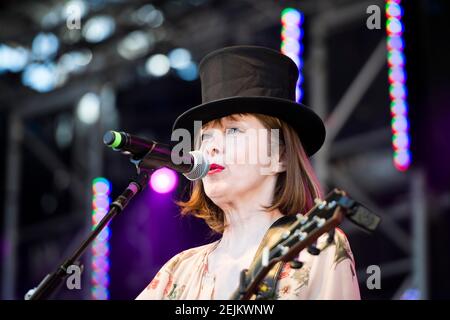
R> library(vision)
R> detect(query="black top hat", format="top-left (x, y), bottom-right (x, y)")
top-left (172, 45), bottom-right (326, 156)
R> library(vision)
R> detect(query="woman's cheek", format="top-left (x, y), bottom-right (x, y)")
top-left (232, 138), bottom-right (251, 164)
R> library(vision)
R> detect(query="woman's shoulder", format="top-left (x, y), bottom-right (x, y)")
top-left (312, 228), bottom-right (355, 266)
top-left (275, 228), bottom-right (360, 299)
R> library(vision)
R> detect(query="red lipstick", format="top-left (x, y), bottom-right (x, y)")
top-left (208, 163), bottom-right (225, 175)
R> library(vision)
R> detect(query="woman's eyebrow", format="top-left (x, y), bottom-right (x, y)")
top-left (223, 118), bottom-right (246, 126)
top-left (201, 118), bottom-right (246, 130)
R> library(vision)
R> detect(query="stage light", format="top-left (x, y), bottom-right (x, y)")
top-left (134, 4), bottom-right (156, 23)
top-left (146, 9), bottom-right (164, 28)
top-left (150, 168), bottom-right (178, 194)
top-left (387, 50), bottom-right (405, 67)
top-left (58, 49), bottom-right (92, 74)
top-left (281, 8), bottom-right (302, 26)
top-left (41, 11), bottom-right (60, 29)
top-left (392, 115), bottom-right (408, 132)
top-left (93, 179), bottom-right (110, 195)
top-left (82, 15), bottom-right (115, 43)
top-left (91, 177), bottom-right (111, 300)
top-left (389, 83), bottom-right (406, 100)
top-left (281, 8), bottom-right (304, 102)
top-left (393, 132), bottom-right (409, 150)
top-left (386, 0), bottom-right (410, 171)
top-left (387, 18), bottom-right (403, 34)
top-left (145, 54), bottom-right (170, 77)
top-left (55, 114), bottom-right (74, 148)
top-left (401, 288), bottom-right (421, 300)
top-left (0, 44), bottom-right (29, 73)
top-left (388, 67), bottom-right (405, 83)
top-left (176, 61), bottom-right (198, 81)
top-left (117, 31), bottom-right (154, 60)
top-left (76, 92), bottom-right (100, 124)
top-left (64, 0), bottom-right (88, 20)
top-left (132, 4), bottom-right (164, 27)
top-left (22, 63), bottom-right (58, 92)
top-left (391, 100), bottom-right (406, 116)
top-left (168, 48), bottom-right (192, 70)
top-left (387, 35), bottom-right (404, 51)
top-left (32, 32), bottom-right (59, 61)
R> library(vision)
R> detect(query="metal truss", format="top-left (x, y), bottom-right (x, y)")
top-left (1, 84), bottom-right (115, 299)
top-left (307, 0), bottom-right (429, 299)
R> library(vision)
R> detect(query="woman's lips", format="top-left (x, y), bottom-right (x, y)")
top-left (208, 163), bottom-right (225, 175)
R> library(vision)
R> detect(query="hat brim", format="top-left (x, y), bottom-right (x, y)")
top-left (172, 96), bottom-right (326, 156)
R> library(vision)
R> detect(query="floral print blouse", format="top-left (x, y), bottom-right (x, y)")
top-left (136, 228), bottom-right (360, 300)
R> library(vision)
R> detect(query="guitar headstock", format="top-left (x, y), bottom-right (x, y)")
top-left (232, 188), bottom-right (381, 300)
top-left (263, 188), bottom-right (350, 266)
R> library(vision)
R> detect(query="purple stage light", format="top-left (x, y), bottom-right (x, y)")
top-left (150, 167), bottom-right (178, 194)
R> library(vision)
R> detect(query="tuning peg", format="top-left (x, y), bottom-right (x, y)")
top-left (314, 198), bottom-right (327, 209)
top-left (289, 259), bottom-right (304, 269)
top-left (296, 213), bottom-right (308, 225)
top-left (307, 243), bottom-right (321, 256)
top-left (314, 198), bottom-right (324, 205)
top-left (326, 200), bottom-right (337, 210)
top-left (277, 244), bottom-right (289, 255)
top-left (313, 216), bottom-right (326, 228)
top-left (294, 229), bottom-right (307, 241)
top-left (281, 230), bottom-right (291, 239)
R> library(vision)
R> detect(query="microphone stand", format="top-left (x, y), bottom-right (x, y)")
top-left (25, 170), bottom-right (151, 300)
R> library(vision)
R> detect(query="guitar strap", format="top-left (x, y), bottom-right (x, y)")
top-left (247, 214), bottom-right (298, 300)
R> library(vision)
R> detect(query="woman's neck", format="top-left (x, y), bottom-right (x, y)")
top-left (216, 205), bottom-right (284, 258)
top-left (211, 175), bottom-right (283, 256)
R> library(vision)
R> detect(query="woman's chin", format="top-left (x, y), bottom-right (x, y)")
top-left (204, 186), bottom-right (232, 202)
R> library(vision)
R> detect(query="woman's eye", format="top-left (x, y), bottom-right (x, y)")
top-left (226, 127), bottom-right (241, 134)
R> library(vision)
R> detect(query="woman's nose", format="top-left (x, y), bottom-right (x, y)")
top-left (203, 134), bottom-right (223, 157)
top-left (205, 141), bottom-right (220, 157)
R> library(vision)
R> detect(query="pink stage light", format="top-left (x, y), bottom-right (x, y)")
top-left (150, 167), bottom-right (178, 194)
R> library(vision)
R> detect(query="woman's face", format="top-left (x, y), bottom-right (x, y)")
top-left (198, 114), bottom-right (285, 206)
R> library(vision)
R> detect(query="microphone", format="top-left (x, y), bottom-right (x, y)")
top-left (103, 130), bottom-right (209, 181)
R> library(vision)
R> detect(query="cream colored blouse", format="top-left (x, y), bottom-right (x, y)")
top-left (136, 228), bottom-right (361, 300)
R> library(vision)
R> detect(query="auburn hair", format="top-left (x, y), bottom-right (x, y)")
top-left (176, 113), bottom-right (323, 234)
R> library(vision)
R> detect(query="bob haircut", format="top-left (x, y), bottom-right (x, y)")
top-left (176, 113), bottom-right (323, 234)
